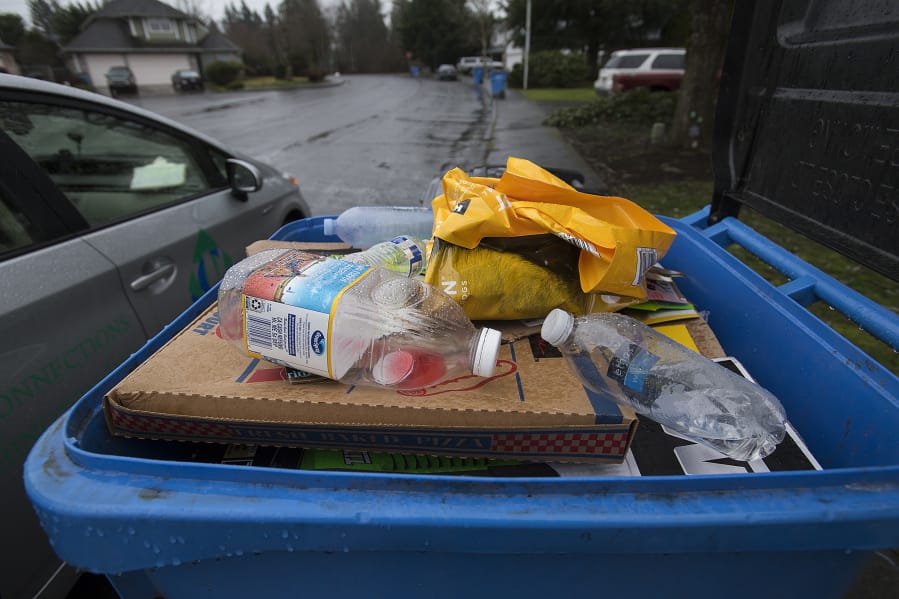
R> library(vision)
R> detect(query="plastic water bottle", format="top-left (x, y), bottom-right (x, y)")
top-left (218, 249), bottom-right (501, 391)
top-left (323, 206), bottom-right (434, 248)
top-left (341, 235), bottom-right (427, 277)
top-left (540, 309), bottom-right (787, 461)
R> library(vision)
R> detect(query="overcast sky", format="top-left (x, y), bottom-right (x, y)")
top-left (0, 0), bottom-right (348, 27)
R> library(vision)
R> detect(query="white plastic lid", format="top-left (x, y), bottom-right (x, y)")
top-left (322, 218), bottom-right (336, 236)
top-left (472, 327), bottom-right (502, 377)
top-left (541, 309), bottom-right (575, 347)
top-left (372, 351), bottom-right (415, 386)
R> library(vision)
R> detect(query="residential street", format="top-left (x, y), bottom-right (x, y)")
top-left (126, 73), bottom-right (603, 215)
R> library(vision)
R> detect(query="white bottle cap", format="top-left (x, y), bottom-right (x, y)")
top-left (541, 309), bottom-right (575, 346)
top-left (322, 218), bottom-right (336, 236)
top-left (372, 350), bottom-right (415, 386)
top-left (473, 327), bottom-right (502, 377)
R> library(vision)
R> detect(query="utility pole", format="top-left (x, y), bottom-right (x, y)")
top-left (523, 0), bottom-right (531, 89)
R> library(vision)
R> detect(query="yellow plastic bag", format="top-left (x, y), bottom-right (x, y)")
top-left (425, 157), bottom-right (676, 319)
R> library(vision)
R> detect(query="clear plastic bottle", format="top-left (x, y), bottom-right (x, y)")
top-left (323, 206), bottom-right (434, 248)
top-left (540, 309), bottom-right (787, 461)
top-left (341, 235), bottom-right (427, 277)
top-left (218, 249), bottom-right (501, 391)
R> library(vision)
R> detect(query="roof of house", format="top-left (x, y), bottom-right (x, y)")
top-left (93, 0), bottom-right (189, 20)
top-left (65, 18), bottom-right (198, 52)
top-left (64, 0), bottom-right (241, 55)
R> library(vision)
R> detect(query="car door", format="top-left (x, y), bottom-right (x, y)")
top-left (0, 127), bottom-right (147, 599)
top-left (0, 93), bottom-right (290, 338)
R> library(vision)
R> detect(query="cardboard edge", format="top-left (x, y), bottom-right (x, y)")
top-left (106, 387), bottom-right (618, 422)
top-left (103, 395), bottom-right (635, 463)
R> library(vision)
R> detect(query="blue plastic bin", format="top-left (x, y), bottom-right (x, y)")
top-left (24, 210), bottom-right (899, 599)
top-left (22, 2), bottom-right (899, 596)
top-left (489, 70), bottom-right (507, 98)
top-left (472, 66), bottom-right (484, 85)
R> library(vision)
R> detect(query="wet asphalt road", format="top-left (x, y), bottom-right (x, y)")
top-left (127, 74), bottom-right (495, 216)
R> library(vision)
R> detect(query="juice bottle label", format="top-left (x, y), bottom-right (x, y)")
top-left (387, 236), bottom-right (424, 276)
top-left (242, 251), bottom-right (371, 378)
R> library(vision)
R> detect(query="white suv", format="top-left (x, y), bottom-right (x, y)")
top-left (456, 56), bottom-right (504, 74)
top-left (594, 47), bottom-right (685, 96)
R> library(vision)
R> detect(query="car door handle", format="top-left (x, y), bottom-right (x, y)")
top-left (130, 263), bottom-right (176, 291)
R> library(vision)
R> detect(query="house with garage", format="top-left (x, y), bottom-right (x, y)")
top-left (63, 0), bottom-right (242, 95)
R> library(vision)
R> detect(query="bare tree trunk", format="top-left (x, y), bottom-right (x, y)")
top-left (669, 0), bottom-right (734, 149)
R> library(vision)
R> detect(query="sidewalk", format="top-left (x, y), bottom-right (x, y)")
top-left (485, 87), bottom-right (606, 190)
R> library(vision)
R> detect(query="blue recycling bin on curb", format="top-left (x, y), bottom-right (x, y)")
top-left (22, 2), bottom-right (899, 598)
top-left (472, 65), bottom-right (484, 85)
top-left (410, 65), bottom-right (419, 78)
top-left (22, 210), bottom-right (899, 599)
top-left (489, 70), bottom-right (507, 98)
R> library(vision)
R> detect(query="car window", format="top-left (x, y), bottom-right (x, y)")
top-left (0, 100), bottom-right (217, 227)
top-left (652, 54), bottom-right (685, 69)
top-left (605, 54), bottom-right (650, 69)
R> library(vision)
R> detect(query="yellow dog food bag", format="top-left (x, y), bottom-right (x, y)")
top-left (425, 157), bottom-right (676, 320)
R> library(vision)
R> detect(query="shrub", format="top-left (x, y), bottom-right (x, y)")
top-left (205, 61), bottom-right (243, 86)
top-left (507, 51), bottom-right (590, 89)
top-left (545, 88), bottom-right (678, 128)
top-left (304, 67), bottom-right (326, 83)
top-left (225, 80), bottom-right (245, 90)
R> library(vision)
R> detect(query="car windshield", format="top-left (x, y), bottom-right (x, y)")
top-left (604, 54), bottom-right (649, 69)
top-left (108, 67), bottom-right (130, 75)
top-left (180, 70), bottom-right (200, 77)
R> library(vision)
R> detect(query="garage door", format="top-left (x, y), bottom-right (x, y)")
top-left (127, 54), bottom-right (192, 86)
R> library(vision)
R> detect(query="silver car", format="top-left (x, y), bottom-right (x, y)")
top-left (0, 74), bottom-right (309, 599)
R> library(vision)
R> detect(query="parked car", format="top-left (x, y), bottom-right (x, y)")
top-left (612, 70), bottom-right (683, 94)
top-left (437, 64), bottom-right (458, 81)
top-left (172, 68), bottom-right (204, 92)
top-left (593, 48), bottom-right (685, 96)
top-left (105, 65), bottom-right (137, 97)
top-left (455, 56), bottom-right (503, 74)
top-left (0, 73), bottom-right (310, 599)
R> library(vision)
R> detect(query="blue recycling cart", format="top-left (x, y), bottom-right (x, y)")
top-left (489, 70), bottom-right (507, 98)
top-left (23, 206), bottom-right (899, 598)
top-left (22, 2), bottom-right (899, 598)
top-left (472, 66), bottom-right (484, 85)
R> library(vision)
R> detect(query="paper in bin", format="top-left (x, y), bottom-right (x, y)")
top-left (131, 156), bottom-right (187, 190)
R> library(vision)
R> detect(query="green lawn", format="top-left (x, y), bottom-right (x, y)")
top-left (207, 76), bottom-right (314, 92)
top-left (519, 87), bottom-right (596, 103)
top-left (625, 180), bottom-right (899, 373)
top-left (241, 76), bottom-right (312, 89)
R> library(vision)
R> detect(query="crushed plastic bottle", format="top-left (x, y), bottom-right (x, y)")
top-left (323, 206), bottom-right (434, 248)
top-left (540, 309), bottom-right (787, 461)
top-left (218, 249), bottom-right (500, 391)
top-left (341, 235), bottom-right (427, 277)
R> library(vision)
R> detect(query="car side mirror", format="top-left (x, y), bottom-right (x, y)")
top-left (226, 158), bottom-right (262, 200)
